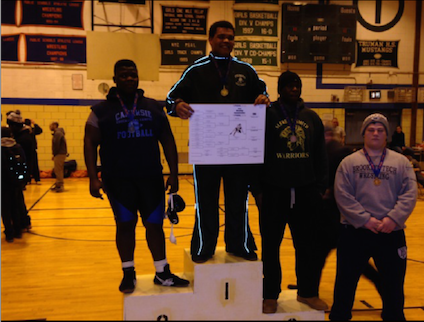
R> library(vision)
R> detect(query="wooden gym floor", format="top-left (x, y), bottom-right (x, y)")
top-left (1, 176), bottom-right (424, 321)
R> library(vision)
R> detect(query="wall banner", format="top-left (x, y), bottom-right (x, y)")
top-left (356, 40), bottom-right (399, 67)
top-left (25, 34), bottom-right (86, 64)
top-left (161, 39), bottom-right (206, 65)
top-left (162, 6), bottom-right (207, 35)
top-left (234, 40), bottom-right (278, 66)
top-left (234, 10), bottom-right (278, 37)
top-left (1, 35), bottom-right (21, 62)
top-left (1, 1), bottom-right (18, 25)
top-left (20, 1), bottom-right (84, 29)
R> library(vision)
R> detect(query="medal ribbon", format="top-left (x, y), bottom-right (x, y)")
top-left (210, 53), bottom-right (232, 89)
top-left (279, 101), bottom-right (299, 136)
top-left (116, 92), bottom-right (138, 122)
top-left (363, 147), bottom-right (386, 179)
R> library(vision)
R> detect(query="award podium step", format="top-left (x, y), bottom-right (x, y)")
top-left (123, 247), bottom-right (325, 320)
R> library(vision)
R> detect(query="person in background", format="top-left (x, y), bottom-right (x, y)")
top-left (330, 113), bottom-right (417, 321)
top-left (250, 71), bottom-right (329, 314)
top-left (7, 111), bottom-right (34, 188)
top-left (390, 125), bottom-right (406, 153)
top-left (49, 122), bottom-right (68, 192)
top-left (1, 126), bottom-right (30, 242)
top-left (403, 147), bottom-right (424, 187)
top-left (24, 118), bottom-right (43, 184)
top-left (84, 59), bottom-right (189, 294)
top-left (166, 20), bottom-right (270, 264)
top-left (332, 117), bottom-right (346, 145)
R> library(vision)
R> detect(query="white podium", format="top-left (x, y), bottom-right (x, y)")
top-left (123, 247), bottom-right (325, 320)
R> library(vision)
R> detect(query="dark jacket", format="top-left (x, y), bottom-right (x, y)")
top-left (166, 52), bottom-right (268, 115)
top-left (250, 99), bottom-right (328, 195)
top-left (52, 128), bottom-right (67, 156)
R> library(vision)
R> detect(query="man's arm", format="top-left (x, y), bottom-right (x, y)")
top-left (33, 122), bottom-right (43, 135)
top-left (158, 116), bottom-right (179, 194)
top-left (84, 123), bottom-right (103, 199)
top-left (166, 67), bottom-right (193, 117)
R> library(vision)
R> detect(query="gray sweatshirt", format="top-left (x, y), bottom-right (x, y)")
top-left (334, 148), bottom-right (417, 230)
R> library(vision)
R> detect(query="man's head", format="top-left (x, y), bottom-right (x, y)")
top-left (6, 111), bottom-right (24, 131)
top-left (361, 113), bottom-right (389, 150)
top-left (278, 71), bottom-right (302, 105)
top-left (209, 20), bottom-right (235, 57)
top-left (396, 125), bottom-right (402, 133)
top-left (324, 124), bottom-right (334, 144)
top-left (49, 122), bottom-right (59, 132)
top-left (113, 59), bottom-right (139, 95)
top-left (332, 117), bottom-right (339, 127)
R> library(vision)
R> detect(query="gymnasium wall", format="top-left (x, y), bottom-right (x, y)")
top-left (1, 0), bottom-right (423, 174)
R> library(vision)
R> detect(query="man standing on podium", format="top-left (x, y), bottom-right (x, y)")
top-left (166, 20), bottom-right (270, 264)
top-left (84, 59), bottom-right (189, 294)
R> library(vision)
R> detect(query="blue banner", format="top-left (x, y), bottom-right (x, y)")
top-left (21, 1), bottom-right (84, 29)
top-left (25, 34), bottom-right (86, 64)
top-left (356, 40), bottom-right (399, 68)
top-left (2, 35), bottom-right (20, 61)
top-left (1, 1), bottom-right (18, 25)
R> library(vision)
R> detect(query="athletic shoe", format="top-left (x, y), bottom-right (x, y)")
top-left (153, 264), bottom-right (189, 287)
top-left (230, 251), bottom-right (258, 261)
top-left (55, 186), bottom-right (64, 193)
top-left (119, 268), bottom-right (136, 294)
top-left (192, 254), bottom-right (213, 263)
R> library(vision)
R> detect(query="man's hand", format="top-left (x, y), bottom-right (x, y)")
top-left (254, 94), bottom-right (271, 107)
top-left (364, 217), bottom-right (382, 234)
top-left (175, 101), bottom-right (194, 119)
top-left (377, 217), bottom-right (397, 234)
top-left (89, 178), bottom-right (104, 200)
top-left (165, 174), bottom-right (179, 194)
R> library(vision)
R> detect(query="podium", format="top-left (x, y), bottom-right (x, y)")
top-left (123, 247), bottom-right (325, 320)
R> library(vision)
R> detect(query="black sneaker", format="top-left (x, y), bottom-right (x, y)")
top-left (153, 264), bottom-right (189, 287)
top-left (119, 268), bottom-right (136, 294)
top-left (230, 251), bottom-right (258, 261)
top-left (192, 254), bottom-right (213, 263)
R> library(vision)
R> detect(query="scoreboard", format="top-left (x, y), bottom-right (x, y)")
top-left (281, 3), bottom-right (357, 64)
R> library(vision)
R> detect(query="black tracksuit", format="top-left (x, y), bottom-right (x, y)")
top-left (251, 99), bottom-right (328, 300)
top-left (166, 53), bottom-right (268, 258)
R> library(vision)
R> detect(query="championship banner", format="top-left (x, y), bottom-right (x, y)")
top-left (234, 40), bottom-right (278, 66)
top-left (160, 39), bottom-right (206, 65)
top-left (25, 34), bottom-right (86, 64)
top-left (20, 0), bottom-right (84, 29)
top-left (356, 40), bottom-right (399, 68)
top-left (2, 35), bottom-right (21, 62)
top-left (162, 6), bottom-right (207, 35)
top-left (1, 0), bottom-right (18, 25)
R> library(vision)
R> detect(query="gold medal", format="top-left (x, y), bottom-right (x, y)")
top-left (221, 86), bottom-right (229, 97)
top-left (374, 178), bottom-right (381, 186)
